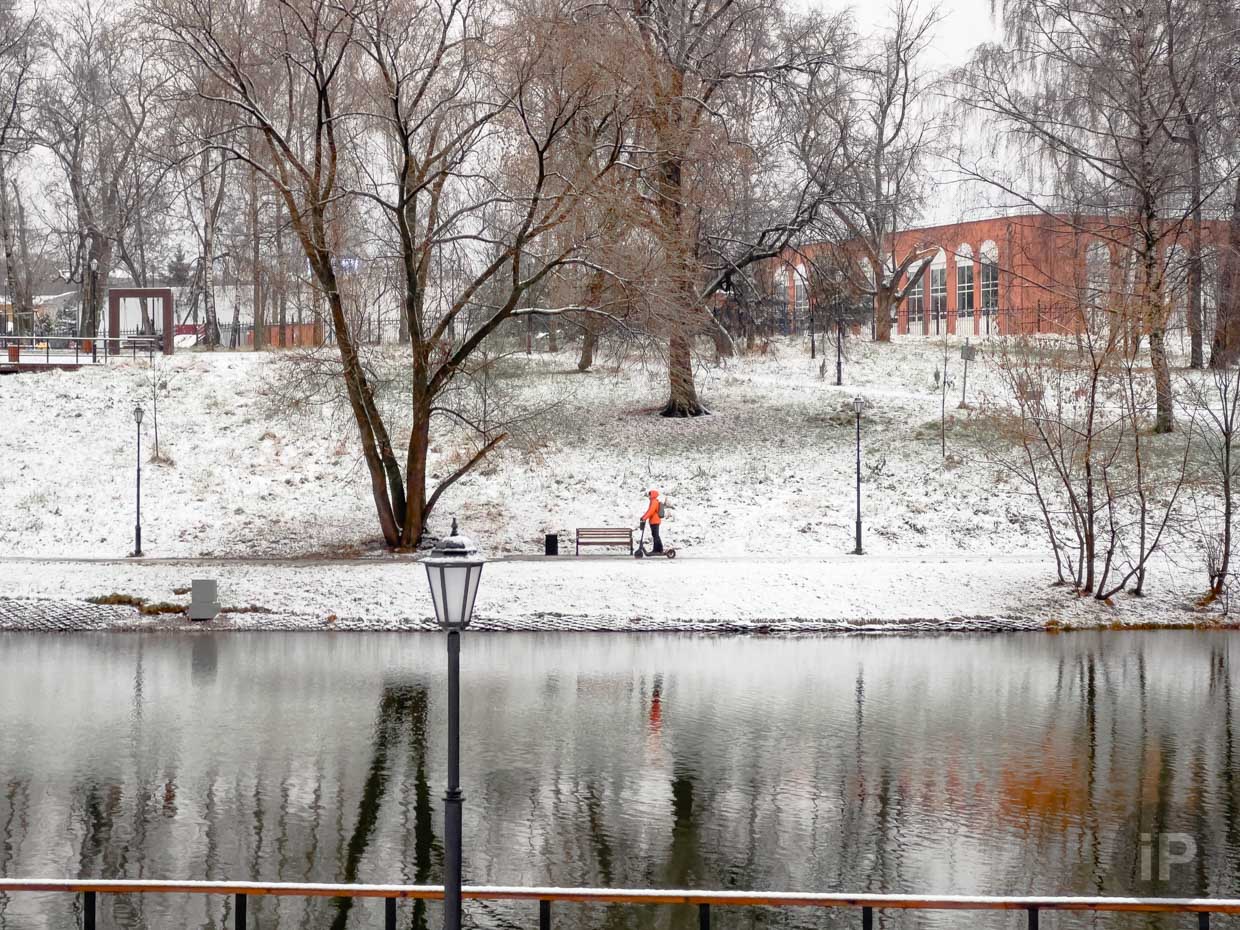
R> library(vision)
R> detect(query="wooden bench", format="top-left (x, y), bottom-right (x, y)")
top-left (122, 335), bottom-right (161, 355)
top-left (575, 527), bottom-right (633, 555)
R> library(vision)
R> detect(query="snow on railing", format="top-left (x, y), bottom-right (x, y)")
top-left (0, 879), bottom-right (1235, 930)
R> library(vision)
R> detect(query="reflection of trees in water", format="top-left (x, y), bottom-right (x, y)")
top-left (331, 681), bottom-right (438, 930)
top-left (5, 639), bottom-right (1240, 930)
top-left (0, 780), bottom-right (27, 929)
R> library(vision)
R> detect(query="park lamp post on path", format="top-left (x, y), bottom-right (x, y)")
top-left (133, 404), bottom-right (144, 557)
top-left (423, 520), bottom-right (484, 930)
top-left (853, 395), bottom-right (865, 556)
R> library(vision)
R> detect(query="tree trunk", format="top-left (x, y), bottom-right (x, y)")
top-left (317, 256), bottom-right (402, 546)
top-left (874, 290), bottom-right (894, 342)
top-left (0, 164), bottom-right (33, 337)
top-left (400, 400), bottom-right (431, 547)
top-left (198, 150), bottom-right (225, 348)
top-left (662, 327), bottom-right (707, 417)
top-left (547, 314), bottom-right (558, 353)
top-left (83, 234), bottom-right (112, 339)
top-left (1188, 138), bottom-right (1203, 369)
top-left (578, 318), bottom-right (596, 371)
top-left (230, 263), bottom-right (242, 348)
top-left (1219, 434), bottom-right (1233, 596)
top-left (277, 199), bottom-right (287, 348)
top-left (706, 313), bottom-right (735, 359)
top-left (251, 162), bottom-right (264, 351)
top-left (1212, 174), bottom-right (1240, 367)
top-left (1150, 327), bottom-right (1174, 433)
top-left (202, 228), bottom-right (220, 348)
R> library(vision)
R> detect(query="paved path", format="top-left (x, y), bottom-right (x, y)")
top-left (0, 551), bottom-right (1052, 566)
top-left (0, 551), bottom-right (1069, 634)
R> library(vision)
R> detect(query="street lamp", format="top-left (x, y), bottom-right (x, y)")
top-left (133, 405), bottom-right (144, 557)
top-left (423, 519), bottom-right (484, 930)
top-left (852, 396), bottom-right (865, 555)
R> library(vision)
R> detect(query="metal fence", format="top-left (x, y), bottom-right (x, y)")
top-left (0, 880), bottom-right (1235, 930)
top-left (0, 333), bottom-right (160, 365)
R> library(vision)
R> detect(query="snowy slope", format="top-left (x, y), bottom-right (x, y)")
top-left (0, 335), bottom-right (1227, 629)
top-left (0, 337), bottom-right (1042, 560)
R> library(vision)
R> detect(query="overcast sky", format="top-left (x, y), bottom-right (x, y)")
top-left (823, 0), bottom-right (1004, 71)
top-left (807, 0), bottom-right (1008, 225)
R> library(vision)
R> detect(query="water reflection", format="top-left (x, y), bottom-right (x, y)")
top-left (0, 632), bottom-right (1237, 930)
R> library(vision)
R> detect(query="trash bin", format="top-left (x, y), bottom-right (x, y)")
top-left (6, 345), bottom-right (18, 363)
top-left (188, 579), bottom-right (221, 621)
top-left (544, 533), bottom-right (559, 556)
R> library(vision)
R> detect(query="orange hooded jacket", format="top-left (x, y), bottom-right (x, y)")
top-left (642, 491), bottom-right (662, 525)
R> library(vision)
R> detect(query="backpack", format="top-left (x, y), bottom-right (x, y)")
top-left (658, 498), bottom-right (666, 519)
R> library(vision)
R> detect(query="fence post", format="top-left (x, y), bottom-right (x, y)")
top-left (235, 893), bottom-right (246, 929)
top-left (1027, 906), bottom-right (1038, 930)
top-left (1200, 913), bottom-right (1211, 930)
top-left (83, 891), bottom-right (96, 930)
top-left (698, 903), bottom-right (710, 930)
top-left (540, 899), bottom-right (551, 930)
top-left (862, 906), bottom-right (873, 930)
top-left (386, 897), bottom-right (397, 930)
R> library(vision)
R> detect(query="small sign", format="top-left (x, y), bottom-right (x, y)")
top-left (961, 345), bottom-right (977, 361)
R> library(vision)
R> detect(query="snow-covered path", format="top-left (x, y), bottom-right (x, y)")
top-left (0, 550), bottom-right (1211, 632)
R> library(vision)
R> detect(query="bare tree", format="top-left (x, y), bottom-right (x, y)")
top-left (172, 108), bottom-right (231, 348)
top-left (1185, 366), bottom-right (1240, 601)
top-left (960, 0), bottom-right (1233, 434)
top-left (990, 252), bottom-right (1193, 600)
top-left (38, 2), bottom-right (168, 338)
top-left (607, 0), bottom-right (851, 416)
top-left (815, 0), bottom-right (943, 343)
top-left (153, 0), bottom-right (627, 546)
top-left (0, 3), bottom-right (41, 337)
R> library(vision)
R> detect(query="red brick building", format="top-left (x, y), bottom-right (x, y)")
top-left (777, 213), bottom-right (1230, 342)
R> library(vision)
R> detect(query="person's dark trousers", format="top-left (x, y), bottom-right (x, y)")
top-left (651, 523), bottom-right (663, 552)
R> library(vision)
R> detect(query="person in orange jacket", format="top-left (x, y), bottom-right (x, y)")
top-left (639, 489), bottom-right (664, 553)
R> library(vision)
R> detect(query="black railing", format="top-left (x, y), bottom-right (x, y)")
top-left (0, 880), bottom-right (1237, 930)
top-left (0, 333), bottom-right (161, 365)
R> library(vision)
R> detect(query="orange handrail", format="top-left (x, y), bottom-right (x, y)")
top-left (0, 879), bottom-right (1237, 913)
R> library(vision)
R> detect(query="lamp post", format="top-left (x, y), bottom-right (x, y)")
top-left (852, 396), bottom-right (865, 555)
top-left (89, 257), bottom-right (99, 361)
top-left (133, 405), bottom-right (144, 556)
top-left (423, 520), bottom-right (484, 930)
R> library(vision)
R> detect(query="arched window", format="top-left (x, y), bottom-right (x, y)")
top-left (905, 260), bottom-right (927, 332)
top-left (980, 240), bottom-right (999, 334)
top-left (792, 264), bottom-right (808, 335)
top-left (955, 244), bottom-right (975, 335)
top-left (929, 249), bottom-right (948, 335)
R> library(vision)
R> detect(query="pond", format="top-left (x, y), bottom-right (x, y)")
top-left (0, 631), bottom-right (1237, 930)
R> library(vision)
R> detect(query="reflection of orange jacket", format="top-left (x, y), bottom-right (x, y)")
top-left (642, 491), bottom-right (661, 525)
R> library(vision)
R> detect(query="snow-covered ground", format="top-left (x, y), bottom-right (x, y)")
top-left (0, 336), bottom-right (1226, 630)
top-left (0, 336), bottom-right (1036, 558)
